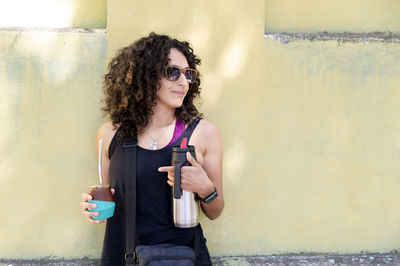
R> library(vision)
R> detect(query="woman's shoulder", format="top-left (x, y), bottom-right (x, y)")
top-left (192, 118), bottom-right (221, 144)
top-left (97, 121), bottom-right (120, 142)
top-left (196, 118), bottom-right (219, 136)
top-left (190, 118), bottom-right (222, 159)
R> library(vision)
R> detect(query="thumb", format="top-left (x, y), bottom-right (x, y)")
top-left (111, 188), bottom-right (115, 195)
top-left (186, 151), bottom-right (199, 166)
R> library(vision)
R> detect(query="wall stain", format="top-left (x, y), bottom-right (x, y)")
top-left (265, 32), bottom-right (400, 44)
top-left (0, 27), bottom-right (106, 34)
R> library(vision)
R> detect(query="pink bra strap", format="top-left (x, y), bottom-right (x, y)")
top-left (167, 120), bottom-right (185, 146)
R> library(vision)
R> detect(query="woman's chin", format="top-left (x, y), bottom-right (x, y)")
top-left (172, 100), bottom-right (185, 109)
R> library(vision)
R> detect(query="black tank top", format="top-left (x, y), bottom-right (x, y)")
top-left (101, 118), bottom-right (202, 265)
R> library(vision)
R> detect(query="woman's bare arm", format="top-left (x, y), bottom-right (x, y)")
top-left (80, 122), bottom-right (118, 223)
top-left (159, 119), bottom-right (225, 220)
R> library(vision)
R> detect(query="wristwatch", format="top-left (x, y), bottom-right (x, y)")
top-left (200, 186), bottom-right (218, 203)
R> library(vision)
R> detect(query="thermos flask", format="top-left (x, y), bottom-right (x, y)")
top-left (172, 138), bottom-right (199, 228)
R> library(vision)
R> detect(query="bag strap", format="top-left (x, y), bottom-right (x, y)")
top-left (180, 117), bottom-right (201, 143)
top-left (123, 137), bottom-right (138, 265)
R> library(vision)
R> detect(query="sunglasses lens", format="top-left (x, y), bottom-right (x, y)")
top-left (166, 67), bottom-right (197, 83)
top-left (184, 70), bottom-right (197, 83)
top-left (166, 67), bottom-right (181, 81)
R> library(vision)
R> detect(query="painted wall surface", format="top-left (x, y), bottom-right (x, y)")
top-left (0, 31), bottom-right (107, 258)
top-left (106, 0), bottom-right (400, 257)
top-left (266, 0), bottom-right (400, 33)
top-left (0, 0), bottom-right (106, 28)
top-left (1, 0), bottom-right (400, 260)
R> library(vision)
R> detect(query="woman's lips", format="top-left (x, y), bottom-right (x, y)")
top-left (172, 91), bottom-right (185, 96)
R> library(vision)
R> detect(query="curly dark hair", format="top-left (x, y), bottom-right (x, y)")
top-left (102, 32), bottom-right (202, 139)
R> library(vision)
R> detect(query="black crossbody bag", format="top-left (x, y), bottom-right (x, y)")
top-left (123, 138), bottom-right (196, 266)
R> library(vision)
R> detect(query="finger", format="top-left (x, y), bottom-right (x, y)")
top-left (87, 215), bottom-right (102, 224)
top-left (167, 180), bottom-right (174, 187)
top-left (80, 201), bottom-right (97, 210)
top-left (83, 209), bottom-right (99, 218)
top-left (186, 152), bottom-right (199, 166)
top-left (180, 182), bottom-right (194, 193)
top-left (83, 209), bottom-right (91, 217)
top-left (86, 216), bottom-right (95, 223)
top-left (158, 165), bottom-right (174, 172)
top-left (111, 188), bottom-right (115, 195)
top-left (81, 193), bottom-right (92, 201)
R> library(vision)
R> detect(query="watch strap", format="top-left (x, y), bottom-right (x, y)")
top-left (200, 186), bottom-right (218, 203)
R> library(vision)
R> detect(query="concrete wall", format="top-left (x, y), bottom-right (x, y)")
top-left (1, 0), bottom-right (400, 260)
top-left (266, 0), bottom-right (400, 33)
top-left (0, 1), bottom-right (107, 259)
top-left (0, 30), bottom-right (107, 258)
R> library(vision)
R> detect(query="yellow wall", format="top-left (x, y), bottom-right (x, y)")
top-left (106, 0), bottom-right (400, 255)
top-left (0, 31), bottom-right (107, 258)
top-left (266, 0), bottom-right (400, 33)
top-left (1, 0), bottom-right (400, 259)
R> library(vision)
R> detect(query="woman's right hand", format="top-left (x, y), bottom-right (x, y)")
top-left (82, 122), bottom-right (116, 223)
top-left (80, 189), bottom-right (115, 224)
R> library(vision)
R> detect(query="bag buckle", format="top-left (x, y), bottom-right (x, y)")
top-left (123, 140), bottom-right (138, 148)
top-left (125, 252), bottom-right (137, 264)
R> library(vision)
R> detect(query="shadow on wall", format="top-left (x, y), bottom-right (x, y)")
top-left (168, 2), bottom-right (259, 192)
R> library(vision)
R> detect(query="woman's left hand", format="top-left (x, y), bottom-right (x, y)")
top-left (158, 152), bottom-right (215, 198)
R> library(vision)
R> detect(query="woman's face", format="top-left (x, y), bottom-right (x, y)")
top-left (156, 48), bottom-right (190, 109)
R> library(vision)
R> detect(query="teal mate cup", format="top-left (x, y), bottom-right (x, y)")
top-left (88, 200), bottom-right (115, 220)
top-left (88, 184), bottom-right (115, 220)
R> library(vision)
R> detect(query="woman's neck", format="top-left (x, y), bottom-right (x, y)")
top-left (138, 105), bottom-right (176, 149)
top-left (147, 105), bottom-right (176, 130)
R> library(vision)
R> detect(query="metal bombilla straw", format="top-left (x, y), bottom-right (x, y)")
top-left (98, 139), bottom-right (104, 185)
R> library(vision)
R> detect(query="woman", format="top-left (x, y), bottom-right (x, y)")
top-left (80, 32), bottom-right (224, 265)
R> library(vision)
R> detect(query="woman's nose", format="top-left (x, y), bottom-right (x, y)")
top-left (177, 72), bottom-right (189, 86)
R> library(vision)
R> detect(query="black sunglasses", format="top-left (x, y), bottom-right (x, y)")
top-left (164, 66), bottom-right (198, 84)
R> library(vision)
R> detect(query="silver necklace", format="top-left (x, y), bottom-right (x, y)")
top-left (148, 119), bottom-right (176, 150)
